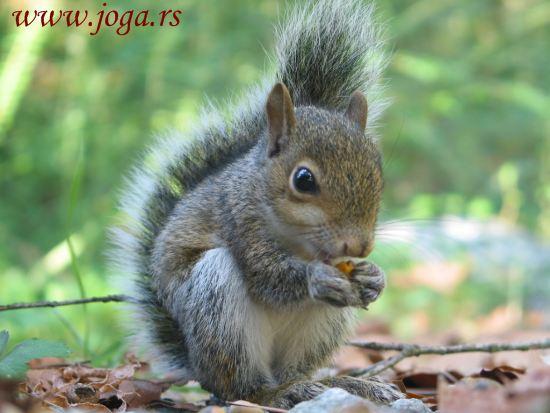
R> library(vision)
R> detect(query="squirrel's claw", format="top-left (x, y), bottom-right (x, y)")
top-left (307, 260), bottom-right (385, 308)
top-left (349, 262), bottom-right (386, 307)
top-left (307, 261), bottom-right (356, 307)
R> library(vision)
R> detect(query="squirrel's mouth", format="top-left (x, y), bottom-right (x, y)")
top-left (317, 249), bottom-right (332, 264)
top-left (319, 247), bottom-right (368, 265)
top-left (318, 249), bottom-right (354, 264)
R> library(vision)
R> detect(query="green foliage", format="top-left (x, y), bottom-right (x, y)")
top-left (0, 331), bottom-right (9, 357)
top-left (0, 332), bottom-right (71, 379)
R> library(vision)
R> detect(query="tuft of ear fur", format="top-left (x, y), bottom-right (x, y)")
top-left (266, 83), bottom-right (296, 157)
top-left (345, 90), bottom-right (368, 133)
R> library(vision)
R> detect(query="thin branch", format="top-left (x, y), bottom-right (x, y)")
top-left (3, 296), bottom-right (549, 379)
top-left (348, 338), bottom-right (550, 377)
top-left (0, 295), bottom-right (133, 312)
top-left (350, 352), bottom-right (409, 377)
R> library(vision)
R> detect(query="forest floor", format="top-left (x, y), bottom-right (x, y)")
top-left (2, 321), bottom-right (549, 413)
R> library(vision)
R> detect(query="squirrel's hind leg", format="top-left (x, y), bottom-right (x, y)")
top-left (255, 380), bottom-right (329, 409)
top-left (258, 373), bottom-right (404, 408)
top-left (178, 247), bottom-right (276, 400)
top-left (319, 375), bottom-right (404, 404)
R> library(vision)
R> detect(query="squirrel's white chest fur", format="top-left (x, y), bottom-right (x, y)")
top-left (190, 248), bottom-right (354, 381)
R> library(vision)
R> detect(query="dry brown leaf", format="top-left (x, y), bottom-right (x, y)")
top-left (28, 358), bottom-right (67, 369)
top-left (118, 379), bottom-right (170, 408)
top-left (2, 379), bottom-right (42, 412)
top-left (44, 394), bottom-right (70, 408)
top-left (22, 357), bottom-right (165, 412)
top-left (473, 366), bottom-right (524, 384)
top-left (66, 383), bottom-right (99, 404)
top-left (72, 401), bottom-right (113, 412)
top-left (437, 366), bottom-right (550, 413)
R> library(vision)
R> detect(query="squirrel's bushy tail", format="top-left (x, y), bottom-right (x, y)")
top-left (110, 0), bottom-right (387, 376)
top-left (276, 0), bottom-right (387, 124)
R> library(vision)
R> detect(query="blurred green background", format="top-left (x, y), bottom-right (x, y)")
top-left (0, 0), bottom-right (548, 365)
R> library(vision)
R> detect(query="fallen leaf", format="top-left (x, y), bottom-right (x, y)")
top-left (73, 401), bottom-right (113, 412)
top-left (475, 366), bottom-right (524, 384)
top-left (438, 366), bottom-right (550, 413)
top-left (66, 383), bottom-right (99, 404)
top-left (22, 358), bottom-right (166, 412)
top-left (118, 379), bottom-right (170, 408)
top-left (28, 358), bottom-right (68, 369)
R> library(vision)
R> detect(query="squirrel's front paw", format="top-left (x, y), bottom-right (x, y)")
top-left (349, 261), bottom-right (385, 308)
top-left (307, 261), bottom-right (357, 307)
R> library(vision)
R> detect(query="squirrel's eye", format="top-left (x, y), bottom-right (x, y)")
top-left (293, 167), bottom-right (317, 194)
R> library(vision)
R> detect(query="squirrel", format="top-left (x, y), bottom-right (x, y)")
top-left (110, 0), bottom-right (403, 408)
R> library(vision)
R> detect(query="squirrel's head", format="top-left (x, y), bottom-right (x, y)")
top-left (260, 83), bottom-right (383, 262)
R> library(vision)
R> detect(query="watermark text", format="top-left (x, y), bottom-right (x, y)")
top-left (11, 2), bottom-right (183, 36)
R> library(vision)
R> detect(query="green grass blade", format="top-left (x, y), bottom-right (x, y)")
top-left (0, 331), bottom-right (9, 357)
top-left (66, 136), bottom-right (90, 357)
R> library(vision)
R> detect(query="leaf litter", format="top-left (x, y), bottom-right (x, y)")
top-left (2, 329), bottom-right (549, 412)
top-left (20, 355), bottom-right (170, 412)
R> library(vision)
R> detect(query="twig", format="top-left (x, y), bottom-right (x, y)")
top-left (349, 352), bottom-right (408, 377)
top-left (3, 295), bottom-right (549, 380)
top-left (31, 359), bottom-right (92, 369)
top-left (348, 338), bottom-right (550, 377)
top-left (0, 295), bottom-right (133, 312)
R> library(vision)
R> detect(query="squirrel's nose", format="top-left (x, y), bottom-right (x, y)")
top-left (341, 237), bottom-right (369, 258)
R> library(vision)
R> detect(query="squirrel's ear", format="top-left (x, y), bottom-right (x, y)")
top-left (345, 90), bottom-right (368, 133)
top-left (266, 82), bottom-right (296, 157)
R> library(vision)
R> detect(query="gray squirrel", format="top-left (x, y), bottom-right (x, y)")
top-left (110, 0), bottom-right (403, 408)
